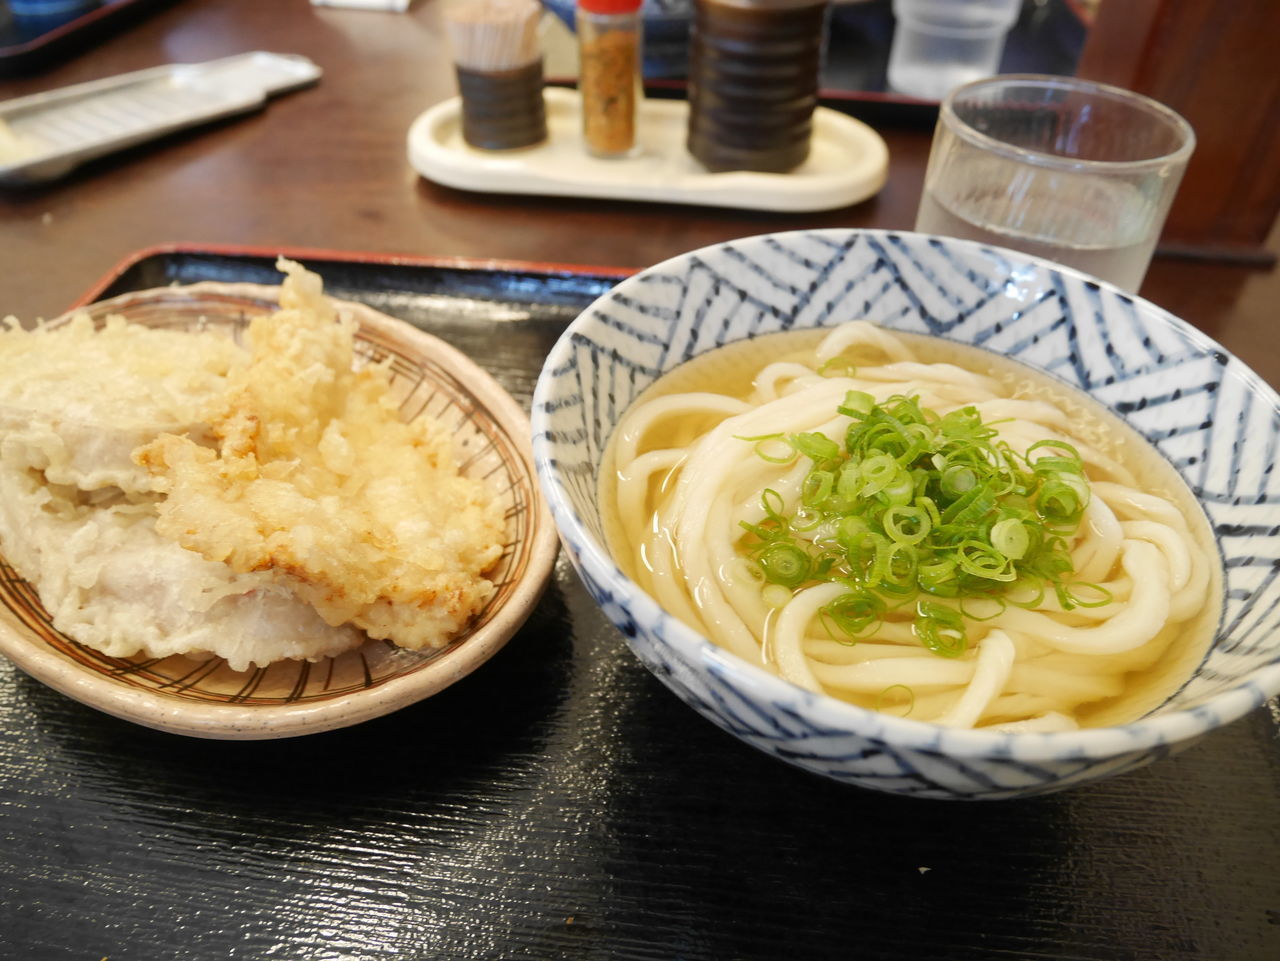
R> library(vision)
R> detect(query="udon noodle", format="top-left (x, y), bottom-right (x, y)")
top-left (603, 322), bottom-right (1219, 732)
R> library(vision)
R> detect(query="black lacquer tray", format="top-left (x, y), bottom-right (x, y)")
top-left (1, 247), bottom-right (1277, 961)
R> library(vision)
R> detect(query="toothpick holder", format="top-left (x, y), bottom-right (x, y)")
top-left (454, 60), bottom-right (547, 151)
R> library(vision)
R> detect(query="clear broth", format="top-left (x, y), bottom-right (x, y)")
top-left (600, 327), bottom-right (1223, 728)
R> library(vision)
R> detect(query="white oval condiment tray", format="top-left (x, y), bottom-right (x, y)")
top-left (407, 87), bottom-right (889, 213)
top-left (0, 52), bottom-right (321, 186)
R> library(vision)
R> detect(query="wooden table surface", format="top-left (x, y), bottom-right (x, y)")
top-left (1, 0), bottom-right (1276, 389)
top-left (2, 4), bottom-right (1279, 961)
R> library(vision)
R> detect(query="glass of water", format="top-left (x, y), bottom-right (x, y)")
top-left (915, 74), bottom-right (1195, 293)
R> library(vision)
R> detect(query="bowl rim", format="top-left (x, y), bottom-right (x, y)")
top-left (532, 226), bottom-right (1280, 762)
top-left (0, 280), bottom-right (560, 739)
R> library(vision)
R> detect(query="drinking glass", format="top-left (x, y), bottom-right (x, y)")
top-left (915, 74), bottom-right (1195, 292)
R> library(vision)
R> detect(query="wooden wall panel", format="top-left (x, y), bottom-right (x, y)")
top-left (1077, 0), bottom-right (1280, 261)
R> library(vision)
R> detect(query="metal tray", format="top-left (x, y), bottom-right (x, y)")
top-left (1, 247), bottom-right (1277, 961)
top-left (0, 50), bottom-right (320, 185)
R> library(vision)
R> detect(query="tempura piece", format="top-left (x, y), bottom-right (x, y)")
top-left (0, 396), bottom-right (363, 672)
top-left (0, 307), bottom-right (367, 670)
top-left (136, 260), bottom-right (506, 650)
top-left (0, 313), bottom-right (244, 493)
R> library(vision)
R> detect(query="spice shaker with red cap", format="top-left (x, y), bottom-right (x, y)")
top-left (576, 0), bottom-right (644, 158)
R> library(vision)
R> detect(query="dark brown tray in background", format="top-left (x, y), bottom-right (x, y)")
top-left (548, 0), bottom-right (1091, 129)
top-left (0, 0), bottom-right (176, 77)
top-left (1, 247), bottom-right (1277, 961)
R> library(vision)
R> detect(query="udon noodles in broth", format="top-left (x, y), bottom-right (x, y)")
top-left (602, 322), bottom-right (1220, 732)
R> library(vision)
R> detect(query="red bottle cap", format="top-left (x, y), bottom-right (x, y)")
top-left (577, 0), bottom-right (643, 13)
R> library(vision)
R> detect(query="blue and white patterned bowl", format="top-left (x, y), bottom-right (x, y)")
top-left (530, 229), bottom-right (1280, 799)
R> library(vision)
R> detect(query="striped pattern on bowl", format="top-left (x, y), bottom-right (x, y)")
top-left (531, 228), bottom-right (1280, 799)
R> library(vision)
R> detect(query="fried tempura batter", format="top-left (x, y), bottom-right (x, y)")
top-left (136, 260), bottom-right (506, 650)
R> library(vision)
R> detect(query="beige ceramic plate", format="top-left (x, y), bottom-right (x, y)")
top-left (0, 282), bottom-right (558, 738)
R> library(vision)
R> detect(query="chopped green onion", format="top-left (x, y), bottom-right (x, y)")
top-left (956, 540), bottom-right (1016, 581)
top-left (735, 391), bottom-right (1107, 658)
top-left (914, 600), bottom-right (967, 658)
top-left (818, 356), bottom-right (858, 377)
top-left (1037, 477), bottom-right (1087, 526)
top-left (758, 542), bottom-right (811, 588)
top-left (801, 470), bottom-right (835, 508)
top-left (790, 431), bottom-right (841, 462)
top-left (990, 517), bottom-right (1030, 560)
top-left (760, 488), bottom-right (786, 521)
top-left (821, 590), bottom-right (886, 639)
top-left (790, 507), bottom-right (823, 533)
top-left (881, 471), bottom-right (916, 507)
top-left (836, 461), bottom-right (862, 500)
top-left (738, 520), bottom-right (781, 542)
top-left (858, 453), bottom-right (900, 497)
top-left (884, 505), bottom-right (931, 546)
top-left (874, 684), bottom-right (916, 716)
top-left (940, 464), bottom-right (978, 498)
top-left (917, 556), bottom-right (960, 596)
top-left (837, 390), bottom-right (875, 417)
top-left (1059, 581), bottom-right (1114, 609)
top-left (836, 515), bottom-right (870, 549)
top-left (753, 438), bottom-right (797, 464)
top-left (1026, 439), bottom-right (1083, 464)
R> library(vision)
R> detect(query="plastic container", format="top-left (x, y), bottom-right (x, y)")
top-left (685, 0), bottom-right (830, 174)
top-left (887, 0), bottom-right (1022, 102)
top-left (576, 0), bottom-right (643, 158)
